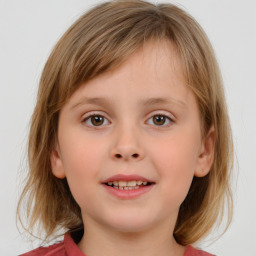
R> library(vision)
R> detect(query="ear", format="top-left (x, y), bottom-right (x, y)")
top-left (50, 145), bottom-right (66, 179)
top-left (194, 126), bottom-right (215, 177)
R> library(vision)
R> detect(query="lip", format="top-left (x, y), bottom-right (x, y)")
top-left (102, 174), bottom-right (155, 183)
top-left (103, 184), bottom-right (154, 199)
top-left (102, 174), bottom-right (155, 200)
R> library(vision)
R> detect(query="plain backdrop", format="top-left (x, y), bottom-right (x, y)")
top-left (0, 0), bottom-right (256, 255)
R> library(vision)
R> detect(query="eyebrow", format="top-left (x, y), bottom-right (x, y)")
top-left (71, 97), bottom-right (112, 109)
top-left (71, 96), bottom-right (187, 109)
top-left (141, 97), bottom-right (186, 108)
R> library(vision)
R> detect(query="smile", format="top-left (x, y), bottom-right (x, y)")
top-left (102, 174), bottom-right (155, 199)
top-left (106, 180), bottom-right (151, 190)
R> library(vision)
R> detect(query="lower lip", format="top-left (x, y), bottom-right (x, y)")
top-left (102, 184), bottom-right (154, 199)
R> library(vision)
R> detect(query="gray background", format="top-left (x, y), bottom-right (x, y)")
top-left (0, 0), bottom-right (256, 255)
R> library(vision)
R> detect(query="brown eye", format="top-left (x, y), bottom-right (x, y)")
top-left (147, 114), bottom-right (172, 127)
top-left (91, 116), bottom-right (104, 126)
top-left (152, 115), bottom-right (166, 126)
top-left (84, 115), bottom-right (108, 127)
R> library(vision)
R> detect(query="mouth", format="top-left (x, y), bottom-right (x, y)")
top-left (102, 174), bottom-right (155, 199)
top-left (104, 180), bottom-right (153, 190)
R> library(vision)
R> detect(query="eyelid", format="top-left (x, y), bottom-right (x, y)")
top-left (147, 110), bottom-right (175, 121)
top-left (81, 111), bottom-right (111, 126)
top-left (145, 110), bottom-right (175, 127)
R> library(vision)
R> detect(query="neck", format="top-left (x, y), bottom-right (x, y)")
top-left (78, 217), bottom-right (186, 256)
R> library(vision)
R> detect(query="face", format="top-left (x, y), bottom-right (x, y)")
top-left (51, 40), bottom-right (214, 235)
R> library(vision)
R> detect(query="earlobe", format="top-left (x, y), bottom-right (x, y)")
top-left (50, 145), bottom-right (66, 179)
top-left (194, 126), bottom-right (215, 177)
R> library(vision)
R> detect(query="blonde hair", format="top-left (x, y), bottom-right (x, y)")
top-left (17, 0), bottom-right (233, 245)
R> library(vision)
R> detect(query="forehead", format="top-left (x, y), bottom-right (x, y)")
top-left (122, 39), bottom-right (185, 82)
top-left (63, 40), bottom-right (194, 114)
top-left (70, 39), bottom-right (186, 97)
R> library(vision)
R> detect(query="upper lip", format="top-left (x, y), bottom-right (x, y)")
top-left (102, 174), bottom-right (155, 184)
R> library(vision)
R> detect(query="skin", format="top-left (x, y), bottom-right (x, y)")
top-left (51, 40), bottom-right (215, 256)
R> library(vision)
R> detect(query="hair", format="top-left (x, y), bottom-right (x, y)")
top-left (17, 0), bottom-right (233, 246)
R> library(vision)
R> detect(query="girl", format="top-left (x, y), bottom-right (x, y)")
top-left (18, 0), bottom-right (233, 255)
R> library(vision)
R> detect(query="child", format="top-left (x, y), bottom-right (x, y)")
top-left (18, 0), bottom-right (233, 255)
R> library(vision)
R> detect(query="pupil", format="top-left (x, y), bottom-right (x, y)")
top-left (153, 115), bottom-right (165, 125)
top-left (92, 116), bottom-right (103, 126)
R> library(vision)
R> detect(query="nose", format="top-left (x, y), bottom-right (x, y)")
top-left (110, 124), bottom-right (145, 161)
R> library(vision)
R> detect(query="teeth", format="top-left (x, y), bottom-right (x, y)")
top-left (107, 180), bottom-right (148, 186)
top-left (127, 181), bottom-right (136, 186)
top-left (113, 186), bottom-right (141, 190)
top-left (107, 180), bottom-right (150, 190)
top-left (118, 181), bottom-right (127, 187)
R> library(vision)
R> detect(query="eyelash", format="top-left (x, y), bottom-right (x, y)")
top-left (82, 113), bottom-right (110, 127)
top-left (147, 114), bottom-right (173, 127)
top-left (82, 112), bottom-right (174, 128)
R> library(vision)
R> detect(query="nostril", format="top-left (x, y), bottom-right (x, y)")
top-left (115, 153), bottom-right (139, 159)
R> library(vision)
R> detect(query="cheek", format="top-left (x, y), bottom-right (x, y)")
top-left (149, 132), bottom-right (200, 201)
top-left (60, 130), bottom-right (106, 174)
top-left (151, 134), bottom-right (199, 172)
top-left (59, 134), bottom-right (106, 204)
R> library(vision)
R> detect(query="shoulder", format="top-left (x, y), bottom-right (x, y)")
top-left (184, 245), bottom-right (215, 256)
top-left (19, 241), bottom-right (66, 256)
top-left (19, 232), bottom-right (85, 256)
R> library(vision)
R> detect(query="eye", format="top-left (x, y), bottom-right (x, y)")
top-left (147, 114), bottom-right (173, 126)
top-left (83, 114), bottom-right (109, 127)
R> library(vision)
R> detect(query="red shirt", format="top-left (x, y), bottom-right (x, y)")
top-left (20, 233), bottom-right (214, 256)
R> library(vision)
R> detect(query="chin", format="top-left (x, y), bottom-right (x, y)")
top-left (104, 212), bottom-right (156, 234)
